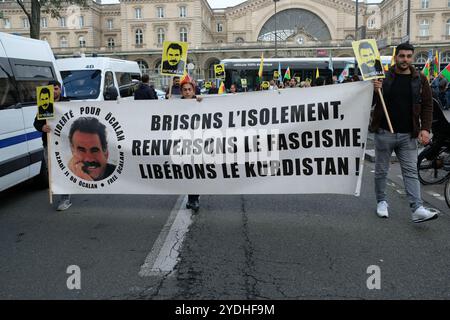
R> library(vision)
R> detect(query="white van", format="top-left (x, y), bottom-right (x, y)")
top-left (56, 57), bottom-right (141, 101)
top-left (0, 32), bottom-right (63, 192)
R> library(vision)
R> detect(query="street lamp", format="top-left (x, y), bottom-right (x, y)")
top-left (406, 0), bottom-right (411, 42)
top-left (355, 0), bottom-right (359, 40)
top-left (274, 0), bottom-right (280, 57)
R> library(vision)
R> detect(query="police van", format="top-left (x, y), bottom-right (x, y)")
top-left (56, 57), bottom-right (141, 101)
top-left (0, 32), bottom-right (63, 192)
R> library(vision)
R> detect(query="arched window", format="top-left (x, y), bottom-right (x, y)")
top-left (79, 36), bottom-right (86, 48)
top-left (107, 38), bottom-right (115, 49)
top-left (135, 29), bottom-right (143, 45)
top-left (136, 59), bottom-right (149, 74)
top-left (415, 52), bottom-right (428, 64)
top-left (60, 36), bottom-right (68, 48)
top-left (180, 27), bottom-right (187, 42)
top-left (157, 28), bottom-right (165, 44)
top-left (419, 19), bottom-right (429, 36)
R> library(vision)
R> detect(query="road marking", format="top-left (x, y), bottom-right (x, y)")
top-left (139, 195), bottom-right (193, 277)
top-left (425, 190), bottom-right (445, 201)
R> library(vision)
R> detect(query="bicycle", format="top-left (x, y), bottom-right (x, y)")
top-left (418, 98), bottom-right (450, 185)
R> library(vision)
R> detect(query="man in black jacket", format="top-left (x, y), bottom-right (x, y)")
top-left (134, 74), bottom-right (158, 100)
top-left (34, 80), bottom-right (72, 211)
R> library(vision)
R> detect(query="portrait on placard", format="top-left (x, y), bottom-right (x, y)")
top-left (352, 39), bottom-right (385, 81)
top-left (240, 78), bottom-right (247, 88)
top-left (161, 41), bottom-right (188, 76)
top-left (37, 85), bottom-right (55, 120)
top-left (214, 64), bottom-right (225, 80)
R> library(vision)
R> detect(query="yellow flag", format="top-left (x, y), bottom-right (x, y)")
top-left (218, 81), bottom-right (226, 94)
top-left (390, 47), bottom-right (396, 66)
top-left (258, 52), bottom-right (264, 78)
top-left (316, 68), bottom-right (319, 78)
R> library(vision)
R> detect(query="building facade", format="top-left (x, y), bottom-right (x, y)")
top-left (1, 0), bottom-right (449, 87)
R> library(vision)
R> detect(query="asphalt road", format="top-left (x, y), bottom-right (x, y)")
top-left (1, 157), bottom-right (449, 300)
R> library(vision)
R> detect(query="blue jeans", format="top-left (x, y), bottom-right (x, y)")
top-left (374, 129), bottom-right (422, 212)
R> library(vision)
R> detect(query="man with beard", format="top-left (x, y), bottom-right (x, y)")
top-left (358, 41), bottom-right (383, 79)
top-left (34, 80), bottom-right (72, 211)
top-left (161, 43), bottom-right (185, 75)
top-left (68, 117), bottom-right (116, 182)
top-left (372, 43), bottom-right (437, 223)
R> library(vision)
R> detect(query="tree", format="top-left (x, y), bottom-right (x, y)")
top-left (16, 0), bottom-right (87, 39)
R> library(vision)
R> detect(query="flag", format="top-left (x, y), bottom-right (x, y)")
top-left (278, 62), bottom-right (282, 83)
top-left (316, 68), bottom-right (319, 79)
top-left (441, 63), bottom-right (450, 81)
top-left (328, 54), bottom-right (334, 73)
top-left (384, 64), bottom-right (389, 72)
top-left (338, 64), bottom-right (350, 83)
top-left (283, 67), bottom-right (291, 80)
top-left (423, 60), bottom-right (430, 80)
top-left (218, 81), bottom-right (225, 94)
top-left (258, 52), bottom-right (264, 78)
top-left (180, 73), bottom-right (193, 86)
top-left (433, 51), bottom-right (439, 77)
top-left (390, 47), bottom-right (396, 66)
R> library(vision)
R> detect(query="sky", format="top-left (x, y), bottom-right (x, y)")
top-left (101, 1), bottom-right (383, 9)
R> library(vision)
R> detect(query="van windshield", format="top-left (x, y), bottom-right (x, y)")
top-left (61, 70), bottom-right (101, 100)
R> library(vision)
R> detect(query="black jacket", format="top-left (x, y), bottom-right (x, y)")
top-left (134, 83), bottom-right (158, 100)
top-left (370, 65), bottom-right (433, 137)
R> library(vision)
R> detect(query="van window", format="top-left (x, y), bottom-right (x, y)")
top-left (61, 69), bottom-right (101, 100)
top-left (0, 58), bottom-right (19, 110)
top-left (16, 80), bottom-right (51, 105)
top-left (14, 64), bottom-right (54, 79)
top-left (115, 71), bottom-right (139, 98)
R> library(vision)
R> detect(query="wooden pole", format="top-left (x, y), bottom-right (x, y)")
top-left (46, 120), bottom-right (53, 204)
top-left (167, 77), bottom-right (173, 99)
top-left (377, 88), bottom-right (394, 133)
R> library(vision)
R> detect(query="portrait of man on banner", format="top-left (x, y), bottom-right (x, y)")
top-left (161, 41), bottom-right (188, 76)
top-left (67, 117), bottom-right (116, 181)
top-left (352, 39), bottom-right (384, 81)
top-left (214, 64), bottom-right (225, 80)
top-left (37, 85), bottom-right (55, 120)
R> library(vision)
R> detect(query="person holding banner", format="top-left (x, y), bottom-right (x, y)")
top-left (165, 76), bottom-right (181, 99)
top-left (33, 80), bottom-right (72, 211)
top-left (371, 43), bottom-right (437, 223)
top-left (179, 75), bottom-right (202, 212)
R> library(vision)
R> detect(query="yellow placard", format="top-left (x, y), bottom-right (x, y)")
top-left (160, 41), bottom-right (188, 76)
top-left (261, 81), bottom-right (270, 90)
top-left (240, 78), bottom-right (247, 88)
top-left (204, 81), bottom-right (212, 89)
top-left (273, 70), bottom-right (279, 80)
top-left (352, 39), bottom-right (385, 81)
top-left (37, 85), bottom-right (54, 120)
top-left (214, 64), bottom-right (225, 80)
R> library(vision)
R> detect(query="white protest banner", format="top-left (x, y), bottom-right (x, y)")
top-left (49, 81), bottom-right (373, 195)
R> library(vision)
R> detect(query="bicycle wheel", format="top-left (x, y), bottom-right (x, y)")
top-left (418, 146), bottom-right (450, 185)
top-left (445, 179), bottom-right (450, 209)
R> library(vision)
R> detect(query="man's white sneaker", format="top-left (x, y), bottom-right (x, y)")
top-left (412, 206), bottom-right (438, 223)
top-left (376, 201), bottom-right (389, 218)
top-left (56, 199), bottom-right (72, 211)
